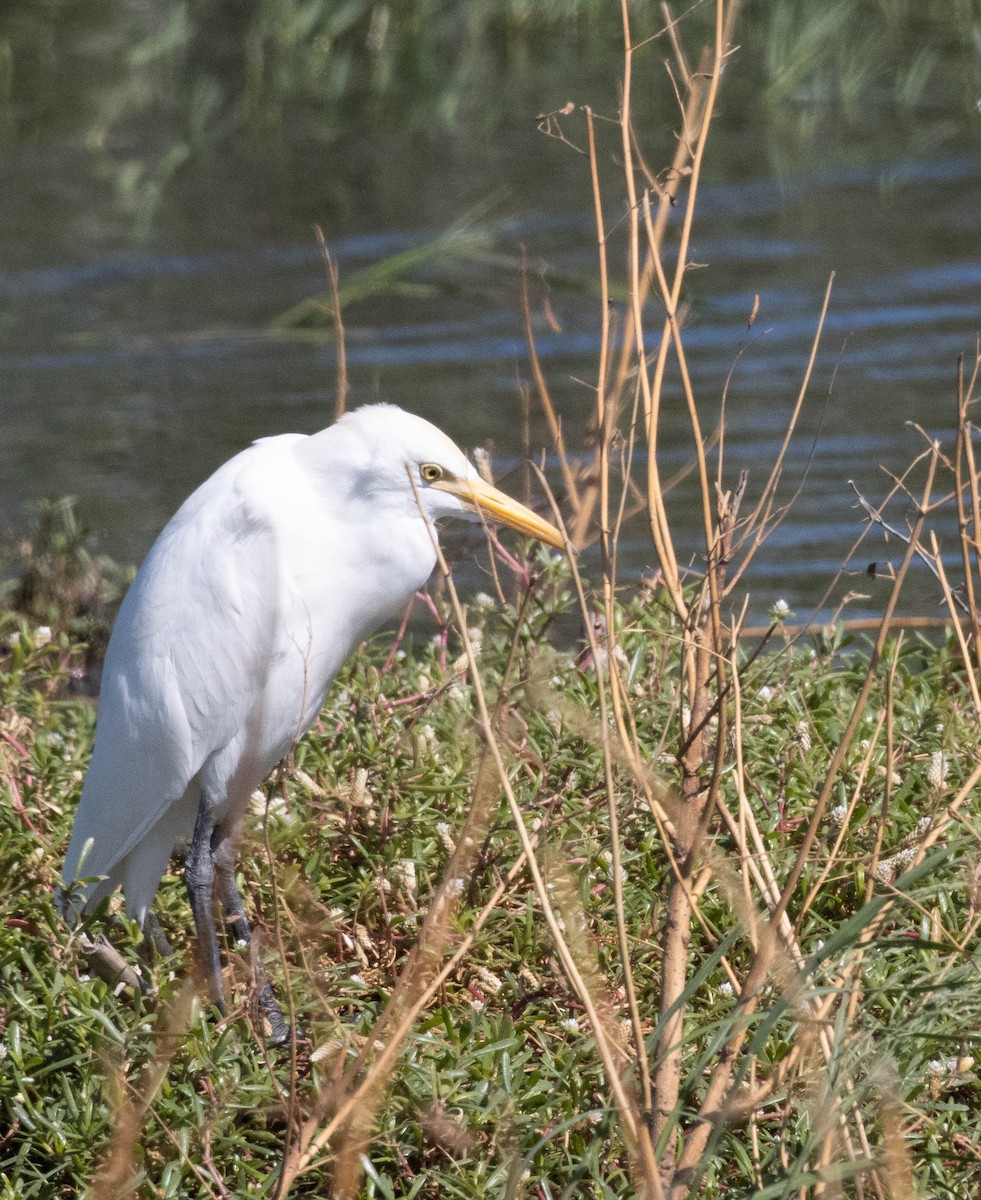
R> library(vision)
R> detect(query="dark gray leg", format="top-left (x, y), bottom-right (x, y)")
top-left (185, 802), bottom-right (225, 1012)
top-left (143, 910), bottom-right (173, 957)
top-left (210, 820), bottom-right (291, 1045)
top-left (212, 824), bottom-right (252, 948)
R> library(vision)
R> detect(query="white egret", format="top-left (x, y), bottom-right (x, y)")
top-left (61, 404), bottom-right (563, 1027)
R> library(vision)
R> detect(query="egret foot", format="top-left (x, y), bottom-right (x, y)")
top-left (81, 932), bottom-right (150, 996)
top-left (254, 974), bottom-right (293, 1046)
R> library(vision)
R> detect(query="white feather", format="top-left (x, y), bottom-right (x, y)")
top-left (62, 405), bottom-right (476, 921)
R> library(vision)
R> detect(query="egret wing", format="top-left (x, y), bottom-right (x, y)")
top-left (62, 436), bottom-right (305, 917)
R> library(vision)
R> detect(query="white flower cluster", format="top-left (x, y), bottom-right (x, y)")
top-left (927, 751), bottom-right (948, 791)
top-left (829, 804), bottom-right (849, 829)
top-left (873, 847), bottom-right (917, 883)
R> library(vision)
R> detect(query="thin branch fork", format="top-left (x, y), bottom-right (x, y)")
top-left (848, 476), bottom-right (969, 614)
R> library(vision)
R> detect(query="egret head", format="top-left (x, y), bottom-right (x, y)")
top-left (330, 405), bottom-right (565, 548)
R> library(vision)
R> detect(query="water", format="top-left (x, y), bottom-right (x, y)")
top-left (2, 6), bottom-right (979, 625)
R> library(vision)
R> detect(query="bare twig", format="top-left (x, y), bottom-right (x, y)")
top-left (314, 225), bottom-right (348, 420)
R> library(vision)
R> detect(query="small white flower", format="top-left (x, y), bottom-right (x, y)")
top-left (350, 767), bottom-right (372, 808)
top-left (414, 724), bottom-right (439, 762)
top-left (392, 859), bottom-right (417, 900)
top-left (757, 685), bottom-right (774, 704)
top-left (830, 804), bottom-right (848, 828)
top-left (599, 849), bottom-right (627, 883)
top-left (772, 599), bottom-right (790, 620)
top-left (518, 967), bottom-right (542, 991)
top-left (718, 980), bottom-right (734, 996)
top-left (472, 965), bottom-right (503, 994)
top-left (927, 751), bottom-right (948, 791)
top-left (267, 793), bottom-right (291, 821)
top-left (34, 625), bottom-right (53, 646)
top-left (874, 847), bottom-right (917, 883)
top-left (473, 592), bottom-right (494, 609)
top-left (309, 1039), bottom-right (342, 1065)
top-left (562, 1018), bottom-right (580, 1033)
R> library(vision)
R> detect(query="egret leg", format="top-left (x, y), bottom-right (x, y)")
top-left (212, 822), bottom-right (291, 1045)
top-left (184, 803), bottom-right (225, 1013)
top-left (211, 824), bottom-right (251, 948)
top-left (141, 910), bottom-right (173, 958)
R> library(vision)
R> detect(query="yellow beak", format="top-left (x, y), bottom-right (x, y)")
top-left (434, 476), bottom-right (565, 550)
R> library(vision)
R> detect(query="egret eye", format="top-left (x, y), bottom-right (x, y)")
top-left (420, 463), bottom-right (444, 484)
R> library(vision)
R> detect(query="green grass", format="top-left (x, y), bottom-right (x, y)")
top-left (2, 560), bottom-right (981, 1197)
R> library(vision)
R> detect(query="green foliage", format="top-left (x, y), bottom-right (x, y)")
top-left (0, 498), bottom-right (134, 662)
top-left (764, 0), bottom-right (980, 114)
top-left (2, 566), bottom-right (981, 1195)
